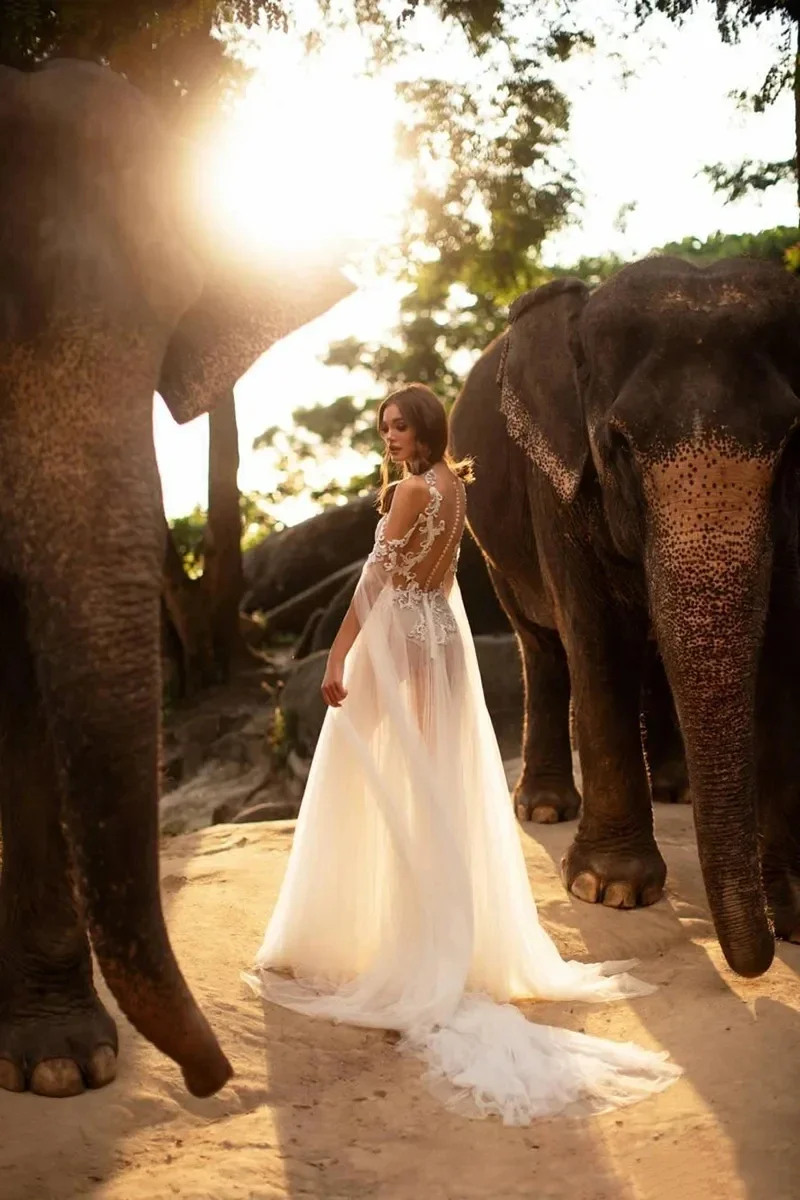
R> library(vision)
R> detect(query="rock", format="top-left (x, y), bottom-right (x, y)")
top-left (294, 607), bottom-right (325, 660)
top-left (262, 559), bottom-right (367, 638)
top-left (160, 762), bottom-right (268, 836)
top-left (287, 750), bottom-right (310, 784)
top-left (211, 797), bottom-right (243, 824)
top-left (304, 568), bottom-right (361, 658)
top-left (181, 712), bottom-right (226, 745)
top-left (210, 719), bottom-right (271, 769)
top-left (180, 739), bottom-right (207, 781)
top-left (242, 495), bottom-right (379, 614)
top-left (161, 752), bottom-right (184, 791)
top-left (279, 634), bottom-right (523, 760)
top-left (279, 651), bottom-right (329, 758)
top-left (474, 634), bottom-right (523, 758)
top-left (231, 798), bottom-right (301, 823)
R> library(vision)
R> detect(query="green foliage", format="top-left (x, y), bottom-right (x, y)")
top-left (702, 158), bottom-right (797, 202)
top-left (632, 1), bottom-right (800, 35)
top-left (168, 505), bottom-right (208, 578)
top-left (656, 224), bottom-right (800, 264)
top-left (253, 403), bottom-right (382, 504)
top-left (549, 226), bottom-right (800, 284)
top-left (170, 492), bottom-right (282, 573)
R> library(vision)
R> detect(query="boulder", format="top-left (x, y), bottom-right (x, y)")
top-left (304, 565), bottom-right (363, 657)
top-left (242, 495), bottom-right (379, 614)
top-left (279, 650), bottom-right (329, 758)
top-left (280, 633), bottom-right (523, 761)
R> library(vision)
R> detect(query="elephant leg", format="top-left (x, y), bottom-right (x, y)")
top-left (0, 580), bottom-right (117, 1097)
top-left (489, 568), bottom-right (579, 823)
top-left (641, 645), bottom-right (689, 804)
top-left (561, 607), bottom-right (666, 909)
top-left (757, 579), bottom-right (800, 942)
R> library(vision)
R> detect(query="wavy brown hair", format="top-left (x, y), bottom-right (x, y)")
top-left (376, 384), bottom-right (473, 512)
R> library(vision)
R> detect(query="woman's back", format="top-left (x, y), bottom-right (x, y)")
top-left (372, 465), bottom-right (466, 597)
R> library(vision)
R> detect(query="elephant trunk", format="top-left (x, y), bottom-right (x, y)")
top-left (30, 554), bottom-right (232, 1097)
top-left (647, 447), bottom-right (775, 978)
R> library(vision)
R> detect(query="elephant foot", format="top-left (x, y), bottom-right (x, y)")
top-left (514, 777), bottom-right (581, 825)
top-left (561, 836), bottom-right (666, 909)
top-left (650, 759), bottom-right (690, 805)
top-left (0, 957), bottom-right (118, 1097)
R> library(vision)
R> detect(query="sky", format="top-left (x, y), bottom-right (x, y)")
top-left (154, 1), bottom-right (798, 522)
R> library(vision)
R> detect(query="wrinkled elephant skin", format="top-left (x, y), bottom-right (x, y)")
top-left (452, 257), bottom-right (800, 979)
top-left (0, 60), bottom-right (352, 1097)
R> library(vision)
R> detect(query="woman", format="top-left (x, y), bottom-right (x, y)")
top-left (243, 384), bottom-right (681, 1124)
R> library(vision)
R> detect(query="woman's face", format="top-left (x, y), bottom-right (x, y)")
top-left (379, 403), bottom-right (417, 465)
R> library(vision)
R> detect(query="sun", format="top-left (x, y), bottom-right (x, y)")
top-left (196, 38), bottom-right (413, 263)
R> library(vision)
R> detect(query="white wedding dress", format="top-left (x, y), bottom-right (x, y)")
top-left (243, 466), bottom-right (681, 1124)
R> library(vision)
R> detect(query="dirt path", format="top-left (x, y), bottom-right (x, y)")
top-left (2, 803), bottom-right (799, 1200)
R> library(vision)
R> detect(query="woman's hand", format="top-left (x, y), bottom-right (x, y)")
top-left (321, 655), bottom-right (348, 708)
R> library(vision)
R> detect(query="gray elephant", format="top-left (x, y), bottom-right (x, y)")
top-left (0, 59), bottom-right (351, 1098)
top-left (451, 257), bottom-right (800, 980)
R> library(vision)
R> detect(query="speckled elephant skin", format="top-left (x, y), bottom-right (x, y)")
top-left (0, 59), bottom-right (351, 1099)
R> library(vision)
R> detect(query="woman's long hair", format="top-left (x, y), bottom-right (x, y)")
top-left (377, 383), bottom-right (473, 513)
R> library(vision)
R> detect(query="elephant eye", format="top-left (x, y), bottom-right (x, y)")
top-left (607, 426), bottom-right (632, 463)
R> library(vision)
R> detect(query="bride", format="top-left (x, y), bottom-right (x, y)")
top-left (243, 383), bottom-right (681, 1124)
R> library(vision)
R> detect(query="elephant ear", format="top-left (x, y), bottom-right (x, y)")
top-left (158, 248), bottom-right (354, 425)
top-left (499, 278), bottom-right (590, 503)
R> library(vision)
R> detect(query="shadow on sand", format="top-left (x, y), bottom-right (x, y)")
top-left (531, 802), bottom-right (800, 1200)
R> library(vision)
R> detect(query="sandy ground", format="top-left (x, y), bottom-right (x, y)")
top-left (3, 786), bottom-right (800, 1199)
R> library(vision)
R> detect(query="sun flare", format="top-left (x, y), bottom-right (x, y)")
top-left (197, 41), bottom-right (413, 261)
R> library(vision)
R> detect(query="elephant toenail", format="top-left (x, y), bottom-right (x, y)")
top-left (570, 871), bottom-right (601, 903)
top-left (531, 804), bottom-right (559, 824)
top-left (642, 883), bottom-right (665, 906)
top-left (604, 882), bottom-right (636, 909)
top-left (0, 1059), bottom-right (24, 1092)
top-left (30, 1058), bottom-right (84, 1098)
top-left (87, 1045), bottom-right (118, 1089)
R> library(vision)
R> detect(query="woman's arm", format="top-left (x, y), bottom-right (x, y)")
top-left (320, 602), bottom-right (360, 707)
top-left (321, 479), bottom-right (429, 708)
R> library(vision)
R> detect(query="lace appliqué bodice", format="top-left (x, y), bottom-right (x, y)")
top-left (366, 469), bottom-right (463, 647)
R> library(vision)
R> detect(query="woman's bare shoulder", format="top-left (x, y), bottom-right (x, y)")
top-left (382, 474), bottom-right (429, 526)
top-left (397, 474), bottom-right (431, 497)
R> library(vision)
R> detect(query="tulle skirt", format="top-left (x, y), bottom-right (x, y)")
top-left (243, 582), bottom-right (681, 1123)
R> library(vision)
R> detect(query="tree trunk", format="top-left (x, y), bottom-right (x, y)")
top-left (161, 518), bottom-right (217, 696)
top-left (160, 392), bottom-right (247, 697)
top-left (205, 389), bottom-right (246, 679)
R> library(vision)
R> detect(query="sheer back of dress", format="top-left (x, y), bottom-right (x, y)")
top-left (383, 465), bottom-right (466, 597)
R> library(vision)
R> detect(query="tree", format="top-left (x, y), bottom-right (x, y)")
top-left (631, 1), bottom-right (800, 214)
top-left (252, 9), bottom-right (590, 492)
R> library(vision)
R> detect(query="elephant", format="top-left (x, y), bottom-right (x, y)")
top-left (451, 333), bottom-right (688, 826)
top-left (450, 256), bottom-right (800, 980)
top-left (0, 59), bottom-right (352, 1098)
